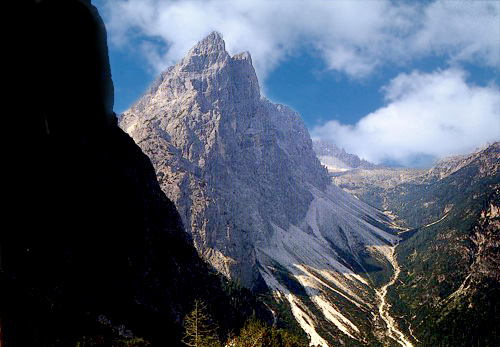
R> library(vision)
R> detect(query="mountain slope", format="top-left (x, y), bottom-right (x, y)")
top-left (388, 143), bottom-right (500, 346)
top-left (120, 32), bottom-right (328, 289)
top-left (337, 143), bottom-right (500, 345)
top-left (119, 32), bottom-right (405, 346)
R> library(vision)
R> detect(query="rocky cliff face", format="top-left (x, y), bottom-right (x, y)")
top-left (120, 32), bottom-right (331, 290)
top-left (120, 32), bottom-right (402, 346)
top-left (1, 6), bottom-right (256, 346)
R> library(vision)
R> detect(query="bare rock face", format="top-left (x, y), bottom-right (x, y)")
top-left (120, 32), bottom-right (401, 345)
top-left (423, 142), bottom-right (500, 182)
top-left (120, 32), bottom-right (330, 289)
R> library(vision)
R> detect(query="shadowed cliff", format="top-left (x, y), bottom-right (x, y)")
top-left (1, 1), bottom-right (264, 345)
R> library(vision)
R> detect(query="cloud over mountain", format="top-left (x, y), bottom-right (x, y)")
top-left (97, 0), bottom-right (499, 166)
top-left (311, 69), bottom-right (500, 166)
top-left (99, 0), bottom-right (499, 81)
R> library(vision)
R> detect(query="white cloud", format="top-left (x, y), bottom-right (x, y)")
top-left (97, 0), bottom-right (500, 81)
top-left (412, 1), bottom-right (500, 68)
top-left (94, 0), bottom-right (500, 166)
top-left (311, 69), bottom-right (500, 166)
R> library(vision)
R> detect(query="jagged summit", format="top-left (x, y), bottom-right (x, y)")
top-left (120, 33), bottom-right (332, 290)
top-left (189, 31), bottom-right (226, 55)
top-left (125, 30), bottom-right (261, 118)
top-left (3, 6), bottom-right (254, 345)
top-left (183, 32), bottom-right (255, 79)
top-left (119, 33), bottom-right (401, 346)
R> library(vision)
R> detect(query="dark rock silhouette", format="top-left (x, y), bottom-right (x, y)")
top-left (1, 1), bottom-right (261, 345)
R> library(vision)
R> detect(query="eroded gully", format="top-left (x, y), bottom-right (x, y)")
top-left (375, 244), bottom-right (414, 347)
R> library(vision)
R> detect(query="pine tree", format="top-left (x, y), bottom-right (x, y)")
top-left (233, 318), bottom-right (307, 347)
top-left (182, 300), bottom-right (220, 347)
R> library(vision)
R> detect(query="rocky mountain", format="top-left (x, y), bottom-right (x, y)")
top-left (1, 3), bottom-right (262, 346)
top-left (313, 139), bottom-right (378, 173)
top-left (120, 32), bottom-right (330, 290)
top-left (341, 143), bottom-right (500, 346)
top-left (119, 32), bottom-right (410, 346)
top-left (422, 147), bottom-right (490, 183)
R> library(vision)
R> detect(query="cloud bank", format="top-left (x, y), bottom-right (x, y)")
top-left (97, 0), bottom-right (500, 166)
top-left (100, 0), bottom-right (499, 80)
top-left (311, 69), bottom-right (500, 166)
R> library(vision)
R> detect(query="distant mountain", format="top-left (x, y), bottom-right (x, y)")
top-left (340, 143), bottom-right (500, 346)
top-left (313, 139), bottom-right (378, 173)
top-left (120, 32), bottom-right (405, 346)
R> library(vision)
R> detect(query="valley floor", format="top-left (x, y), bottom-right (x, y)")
top-left (375, 244), bottom-right (414, 347)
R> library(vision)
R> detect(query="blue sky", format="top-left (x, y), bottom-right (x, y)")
top-left (94, 0), bottom-right (500, 167)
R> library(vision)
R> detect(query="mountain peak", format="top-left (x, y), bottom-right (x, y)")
top-left (191, 31), bottom-right (226, 54)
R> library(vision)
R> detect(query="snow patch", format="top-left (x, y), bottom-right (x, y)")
top-left (288, 294), bottom-right (330, 347)
top-left (260, 266), bottom-right (329, 347)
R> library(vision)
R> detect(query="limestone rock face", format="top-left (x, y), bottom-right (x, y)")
top-left (120, 32), bottom-right (401, 345)
top-left (120, 32), bottom-right (329, 289)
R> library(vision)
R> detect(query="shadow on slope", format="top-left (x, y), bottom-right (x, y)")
top-left (1, 1), bottom-right (268, 345)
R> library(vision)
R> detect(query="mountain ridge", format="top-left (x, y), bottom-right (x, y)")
top-left (120, 31), bottom-right (330, 290)
top-left (333, 141), bottom-right (500, 345)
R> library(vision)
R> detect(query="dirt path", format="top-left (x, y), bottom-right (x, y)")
top-left (375, 245), bottom-right (414, 347)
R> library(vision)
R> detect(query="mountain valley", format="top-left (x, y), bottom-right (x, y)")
top-left (116, 32), bottom-right (499, 346)
top-left (120, 32), bottom-right (498, 346)
top-left (3, 3), bottom-right (498, 345)
top-left (320, 141), bottom-right (499, 346)
top-left (119, 32), bottom-right (414, 346)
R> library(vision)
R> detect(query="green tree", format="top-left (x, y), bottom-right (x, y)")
top-left (231, 318), bottom-right (307, 347)
top-left (182, 300), bottom-right (221, 347)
